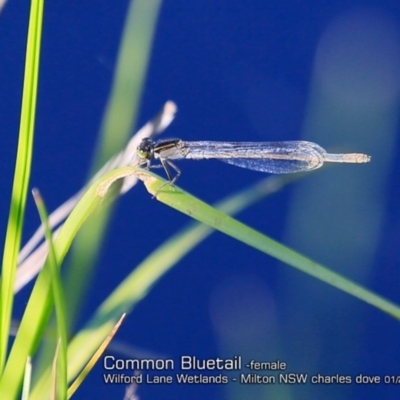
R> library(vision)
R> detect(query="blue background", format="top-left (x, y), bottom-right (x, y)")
top-left (1, 1), bottom-right (400, 399)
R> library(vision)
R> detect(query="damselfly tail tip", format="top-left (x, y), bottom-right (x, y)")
top-left (323, 152), bottom-right (371, 164)
top-left (361, 154), bottom-right (371, 163)
top-left (348, 153), bottom-right (371, 164)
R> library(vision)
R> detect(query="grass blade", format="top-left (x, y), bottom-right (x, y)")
top-left (67, 314), bottom-right (126, 399)
top-left (137, 168), bottom-right (400, 320)
top-left (21, 357), bottom-right (32, 400)
top-left (63, 0), bottom-right (164, 329)
top-left (32, 189), bottom-right (68, 400)
top-left (0, 167), bottom-right (134, 398)
top-left (0, 0), bottom-right (44, 373)
top-left (39, 174), bottom-right (298, 384)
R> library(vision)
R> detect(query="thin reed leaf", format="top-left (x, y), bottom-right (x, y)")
top-left (67, 314), bottom-right (126, 399)
top-left (64, 0), bottom-right (164, 330)
top-left (0, 0), bottom-right (45, 374)
top-left (0, 167), bottom-right (134, 398)
top-left (21, 357), bottom-right (32, 400)
top-left (137, 168), bottom-right (400, 320)
top-left (32, 189), bottom-right (68, 400)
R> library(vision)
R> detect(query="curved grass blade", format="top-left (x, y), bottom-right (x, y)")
top-left (0, 167), bottom-right (135, 398)
top-left (29, 169), bottom-right (290, 391)
top-left (58, 168), bottom-right (400, 384)
top-left (136, 168), bottom-right (400, 320)
top-left (63, 174), bottom-right (300, 381)
top-left (21, 164), bottom-right (400, 395)
top-left (15, 100), bottom-right (177, 293)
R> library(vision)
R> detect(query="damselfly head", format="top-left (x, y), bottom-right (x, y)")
top-left (137, 138), bottom-right (154, 160)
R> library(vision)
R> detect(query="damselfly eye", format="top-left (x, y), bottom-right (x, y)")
top-left (136, 148), bottom-right (149, 159)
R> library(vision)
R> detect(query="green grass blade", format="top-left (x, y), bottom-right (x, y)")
top-left (22, 163), bottom-right (399, 395)
top-left (0, 168), bottom-right (134, 398)
top-left (0, 0), bottom-right (44, 373)
top-left (32, 190), bottom-right (67, 400)
top-left (137, 168), bottom-right (400, 320)
top-left (94, 0), bottom-right (163, 166)
top-left (31, 173), bottom-right (295, 386)
top-left (63, 0), bottom-right (164, 329)
top-left (21, 357), bottom-right (32, 400)
top-left (67, 314), bottom-right (126, 399)
top-left (58, 168), bottom-right (400, 384)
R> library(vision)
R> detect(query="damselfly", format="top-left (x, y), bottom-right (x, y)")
top-left (136, 138), bottom-right (371, 184)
